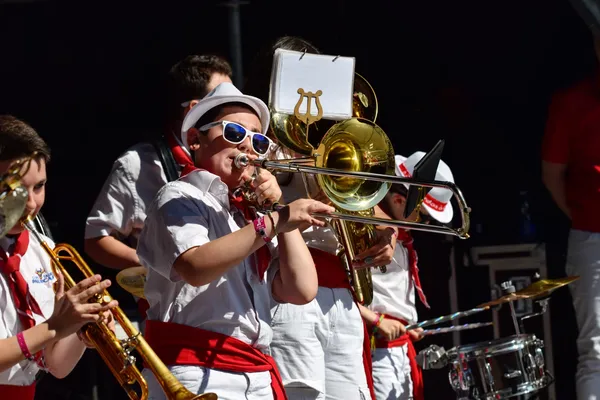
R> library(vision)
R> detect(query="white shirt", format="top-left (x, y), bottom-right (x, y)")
top-left (137, 170), bottom-right (278, 352)
top-left (280, 173), bottom-right (339, 255)
top-left (369, 244), bottom-right (418, 325)
top-left (85, 142), bottom-right (168, 247)
top-left (0, 232), bottom-right (56, 386)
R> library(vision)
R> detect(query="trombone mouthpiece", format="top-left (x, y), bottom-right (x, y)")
top-left (234, 153), bottom-right (250, 169)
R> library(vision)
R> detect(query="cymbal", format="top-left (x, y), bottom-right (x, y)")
top-left (477, 276), bottom-right (579, 308)
top-left (513, 276), bottom-right (579, 298)
top-left (477, 293), bottom-right (520, 308)
top-left (116, 266), bottom-right (147, 299)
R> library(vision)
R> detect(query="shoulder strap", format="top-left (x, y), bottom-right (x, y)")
top-left (32, 212), bottom-right (54, 241)
top-left (152, 135), bottom-right (179, 183)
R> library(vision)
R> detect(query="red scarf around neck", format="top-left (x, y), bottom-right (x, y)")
top-left (396, 229), bottom-right (430, 309)
top-left (0, 230), bottom-right (46, 367)
top-left (166, 130), bottom-right (197, 177)
top-left (0, 230), bottom-right (44, 329)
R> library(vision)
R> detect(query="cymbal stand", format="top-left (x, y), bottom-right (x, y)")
top-left (501, 280), bottom-right (524, 335)
top-left (520, 297), bottom-right (550, 324)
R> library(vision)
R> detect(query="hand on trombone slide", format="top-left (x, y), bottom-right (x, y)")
top-left (352, 226), bottom-right (398, 270)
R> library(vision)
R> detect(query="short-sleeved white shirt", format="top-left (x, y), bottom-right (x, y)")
top-left (0, 233), bottom-right (56, 385)
top-left (85, 142), bottom-right (168, 247)
top-left (369, 244), bottom-right (418, 325)
top-left (137, 170), bottom-right (278, 352)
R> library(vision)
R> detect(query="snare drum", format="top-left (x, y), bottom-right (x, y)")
top-left (446, 334), bottom-right (552, 399)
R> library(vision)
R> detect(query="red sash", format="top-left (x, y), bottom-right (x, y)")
top-left (309, 248), bottom-right (376, 400)
top-left (144, 320), bottom-right (287, 400)
top-left (309, 248), bottom-right (350, 290)
top-left (370, 315), bottom-right (424, 400)
top-left (0, 383), bottom-right (36, 399)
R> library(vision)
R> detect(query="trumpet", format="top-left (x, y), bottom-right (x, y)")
top-left (23, 216), bottom-right (217, 400)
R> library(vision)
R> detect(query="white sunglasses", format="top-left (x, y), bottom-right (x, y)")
top-left (198, 120), bottom-right (274, 156)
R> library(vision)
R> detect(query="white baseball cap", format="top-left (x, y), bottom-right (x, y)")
top-left (180, 82), bottom-right (270, 150)
top-left (394, 151), bottom-right (455, 224)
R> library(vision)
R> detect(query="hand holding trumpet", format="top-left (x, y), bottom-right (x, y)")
top-left (47, 272), bottom-right (118, 341)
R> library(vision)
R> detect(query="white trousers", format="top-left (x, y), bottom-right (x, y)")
top-left (270, 287), bottom-right (371, 400)
top-left (567, 229), bottom-right (600, 400)
top-left (141, 366), bottom-right (272, 400)
top-left (372, 345), bottom-right (413, 400)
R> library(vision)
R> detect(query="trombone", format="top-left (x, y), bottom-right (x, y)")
top-left (235, 149), bottom-right (471, 239)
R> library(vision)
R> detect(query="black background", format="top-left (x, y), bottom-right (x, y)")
top-left (0, 0), bottom-right (589, 398)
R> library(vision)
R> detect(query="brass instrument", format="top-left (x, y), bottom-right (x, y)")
top-left (243, 72), bottom-right (470, 304)
top-left (0, 156), bottom-right (32, 238)
top-left (268, 73), bottom-right (375, 156)
top-left (23, 216), bottom-right (217, 400)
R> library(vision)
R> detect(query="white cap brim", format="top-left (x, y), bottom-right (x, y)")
top-left (181, 93), bottom-right (270, 150)
top-left (423, 201), bottom-right (454, 224)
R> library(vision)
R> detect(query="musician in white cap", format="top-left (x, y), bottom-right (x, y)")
top-left (358, 151), bottom-right (456, 400)
top-left (136, 82), bottom-right (334, 399)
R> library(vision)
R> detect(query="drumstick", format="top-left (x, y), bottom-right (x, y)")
top-left (405, 306), bottom-right (490, 331)
top-left (421, 322), bottom-right (493, 336)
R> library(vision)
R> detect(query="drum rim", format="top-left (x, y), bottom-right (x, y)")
top-left (449, 334), bottom-right (540, 359)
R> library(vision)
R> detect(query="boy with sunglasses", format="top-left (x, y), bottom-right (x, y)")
top-left (358, 151), bottom-right (456, 400)
top-left (84, 54), bottom-right (232, 333)
top-left (136, 82), bottom-right (335, 400)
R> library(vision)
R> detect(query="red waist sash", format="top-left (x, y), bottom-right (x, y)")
top-left (309, 248), bottom-right (375, 400)
top-left (144, 320), bottom-right (287, 400)
top-left (0, 383), bottom-right (35, 399)
top-left (309, 248), bottom-right (350, 290)
top-left (370, 315), bottom-right (424, 400)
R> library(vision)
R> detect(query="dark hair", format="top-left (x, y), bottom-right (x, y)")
top-left (244, 36), bottom-right (321, 104)
top-left (0, 115), bottom-right (51, 163)
top-left (166, 54), bottom-right (233, 119)
top-left (195, 102), bottom-right (259, 130)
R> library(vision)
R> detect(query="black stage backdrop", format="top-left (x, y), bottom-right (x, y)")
top-left (0, 0), bottom-right (593, 398)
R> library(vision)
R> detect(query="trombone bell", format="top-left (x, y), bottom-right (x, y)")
top-left (315, 118), bottom-right (395, 212)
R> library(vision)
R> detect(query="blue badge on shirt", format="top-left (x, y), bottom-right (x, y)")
top-left (32, 268), bottom-right (55, 284)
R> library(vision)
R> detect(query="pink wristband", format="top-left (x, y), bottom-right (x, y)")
top-left (17, 332), bottom-right (35, 361)
top-left (253, 216), bottom-right (271, 243)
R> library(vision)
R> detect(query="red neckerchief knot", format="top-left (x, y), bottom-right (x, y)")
top-left (0, 230), bottom-right (45, 325)
top-left (396, 229), bottom-right (430, 309)
top-left (166, 130), bottom-right (197, 177)
top-left (0, 230), bottom-right (46, 365)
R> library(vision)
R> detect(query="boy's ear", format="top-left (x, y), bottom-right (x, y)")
top-left (187, 128), bottom-right (202, 151)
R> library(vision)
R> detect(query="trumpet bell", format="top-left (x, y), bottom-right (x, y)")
top-left (315, 118), bottom-right (395, 212)
top-left (0, 185), bottom-right (27, 238)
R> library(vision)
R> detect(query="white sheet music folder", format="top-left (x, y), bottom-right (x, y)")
top-left (269, 49), bottom-right (355, 121)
